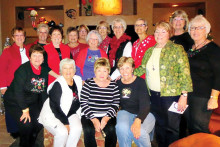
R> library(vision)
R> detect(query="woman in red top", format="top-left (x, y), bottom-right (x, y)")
top-left (132, 18), bottom-right (156, 79)
top-left (44, 26), bottom-right (72, 85)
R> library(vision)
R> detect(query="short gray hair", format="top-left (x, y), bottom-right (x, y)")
top-left (86, 30), bottom-right (102, 46)
top-left (111, 18), bottom-right (127, 31)
top-left (188, 15), bottom-right (211, 35)
top-left (37, 23), bottom-right (49, 34)
top-left (59, 58), bottom-right (76, 75)
top-left (135, 18), bottom-right (148, 26)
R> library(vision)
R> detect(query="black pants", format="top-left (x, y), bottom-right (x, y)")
top-left (5, 103), bottom-right (42, 147)
top-left (81, 116), bottom-right (117, 147)
top-left (150, 90), bottom-right (181, 147)
top-left (187, 95), bottom-right (212, 134)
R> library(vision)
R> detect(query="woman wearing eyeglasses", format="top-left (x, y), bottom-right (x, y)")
top-left (187, 15), bottom-right (220, 134)
top-left (108, 18), bottom-right (132, 80)
top-left (132, 18), bottom-right (156, 79)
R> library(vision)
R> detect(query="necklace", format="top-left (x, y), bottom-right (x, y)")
top-left (194, 39), bottom-right (207, 50)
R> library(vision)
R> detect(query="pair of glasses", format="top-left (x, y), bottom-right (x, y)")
top-left (113, 26), bottom-right (123, 29)
top-left (99, 27), bottom-right (107, 30)
top-left (13, 34), bottom-right (24, 37)
top-left (135, 24), bottom-right (146, 27)
top-left (173, 18), bottom-right (184, 21)
top-left (190, 26), bottom-right (206, 31)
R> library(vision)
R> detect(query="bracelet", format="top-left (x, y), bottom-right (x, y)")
top-left (210, 96), bottom-right (218, 99)
top-left (22, 108), bottom-right (29, 113)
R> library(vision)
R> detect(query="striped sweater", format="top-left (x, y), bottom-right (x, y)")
top-left (80, 78), bottom-right (120, 119)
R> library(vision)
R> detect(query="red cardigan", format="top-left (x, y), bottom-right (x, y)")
top-left (44, 42), bottom-right (71, 85)
top-left (75, 48), bottom-right (108, 76)
top-left (0, 43), bottom-right (30, 88)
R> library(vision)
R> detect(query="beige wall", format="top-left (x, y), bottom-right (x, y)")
top-left (1, 0), bottom-right (220, 48)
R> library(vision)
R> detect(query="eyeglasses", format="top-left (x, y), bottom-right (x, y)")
top-left (135, 24), bottom-right (146, 27)
top-left (173, 18), bottom-right (184, 21)
top-left (89, 38), bottom-right (99, 41)
top-left (190, 26), bottom-right (206, 31)
top-left (79, 30), bottom-right (87, 33)
top-left (99, 26), bottom-right (107, 30)
top-left (13, 34), bottom-right (24, 37)
top-left (113, 26), bottom-right (123, 29)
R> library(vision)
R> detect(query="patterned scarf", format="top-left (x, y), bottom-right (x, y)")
top-left (109, 33), bottom-right (131, 67)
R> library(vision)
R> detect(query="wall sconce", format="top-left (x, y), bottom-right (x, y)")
top-left (93, 0), bottom-right (122, 15)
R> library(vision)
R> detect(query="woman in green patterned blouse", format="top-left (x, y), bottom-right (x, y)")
top-left (134, 21), bottom-right (192, 147)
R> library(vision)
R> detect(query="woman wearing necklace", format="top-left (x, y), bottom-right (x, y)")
top-left (134, 21), bottom-right (192, 147)
top-left (116, 57), bottom-right (155, 147)
top-left (80, 58), bottom-right (120, 147)
top-left (187, 15), bottom-right (220, 134)
top-left (132, 18), bottom-right (156, 79)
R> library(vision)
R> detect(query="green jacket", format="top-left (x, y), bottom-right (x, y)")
top-left (134, 40), bottom-right (193, 96)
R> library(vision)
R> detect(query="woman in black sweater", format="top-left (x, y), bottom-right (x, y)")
top-left (187, 15), bottom-right (220, 134)
top-left (4, 44), bottom-right (49, 147)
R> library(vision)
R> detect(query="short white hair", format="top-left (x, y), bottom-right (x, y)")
top-left (188, 15), bottom-right (211, 35)
top-left (59, 58), bottom-right (76, 75)
top-left (111, 18), bottom-right (127, 31)
top-left (37, 23), bottom-right (49, 34)
top-left (86, 30), bottom-right (102, 46)
top-left (135, 18), bottom-right (148, 26)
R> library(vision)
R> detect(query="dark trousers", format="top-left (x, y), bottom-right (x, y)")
top-left (187, 95), bottom-right (212, 134)
top-left (150, 90), bottom-right (181, 147)
top-left (81, 116), bottom-right (117, 147)
top-left (5, 103), bottom-right (42, 147)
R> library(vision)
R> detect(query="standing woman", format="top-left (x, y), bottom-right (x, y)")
top-left (4, 45), bottom-right (49, 147)
top-left (170, 10), bottom-right (194, 52)
top-left (108, 18), bottom-right (132, 80)
top-left (134, 21), bottom-right (193, 147)
top-left (96, 21), bottom-right (112, 53)
top-left (78, 24), bottom-right (90, 44)
top-left (132, 18), bottom-right (156, 79)
top-left (187, 15), bottom-right (220, 134)
top-left (80, 58), bottom-right (120, 147)
top-left (0, 27), bottom-right (30, 137)
top-left (44, 26), bottom-right (71, 85)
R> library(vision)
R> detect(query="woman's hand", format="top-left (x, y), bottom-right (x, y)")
top-left (131, 118), bottom-right (141, 139)
top-left (91, 118), bottom-right (101, 132)
top-left (20, 109), bottom-right (31, 123)
top-left (208, 98), bottom-right (218, 110)
top-left (177, 95), bottom-right (187, 112)
top-left (0, 88), bottom-right (7, 95)
top-left (100, 116), bottom-right (110, 130)
top-left (65, 125), bottom-right (70, 134)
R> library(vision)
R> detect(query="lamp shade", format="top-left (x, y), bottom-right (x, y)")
top-left (93, 0), bottom-right (122, 15)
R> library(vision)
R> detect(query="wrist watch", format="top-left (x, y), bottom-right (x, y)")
top-left (181, 92), bottom-right (188, 97)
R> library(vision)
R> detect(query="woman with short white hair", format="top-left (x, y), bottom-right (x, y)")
top-left (187, 15), bottom-right (220, 134)
top-left (108, 18), bottom-right (132, 80)
top-left (39, 58), bottom-right (83, 147)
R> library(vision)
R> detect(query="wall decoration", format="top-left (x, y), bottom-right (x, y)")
top-left (29, 10), bottom-right (38, 30)
top-left (65, 9), bottom-right (77, 19)
top-left (93, 0), bottom-right (122, 15)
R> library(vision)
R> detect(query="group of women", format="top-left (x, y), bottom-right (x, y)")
top-left (0, 9), bottom-right (220, 147)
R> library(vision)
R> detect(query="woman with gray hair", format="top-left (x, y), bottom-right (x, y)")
top-left (187, 15), bottom-right (220, 134)
top-left (39, 58), bottom-right (83, 147)
top-left (75, 30), bottom-right (108, 81)
top-left (108, 18), bottom-right (132, 80)
top-left (170, 10), bottom-right (194, 52)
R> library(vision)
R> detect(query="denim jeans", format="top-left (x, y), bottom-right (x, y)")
top-left (116, 110), bottom-right (155, 147)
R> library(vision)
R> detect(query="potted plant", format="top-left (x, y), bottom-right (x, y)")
top-left (84, 4), bottom-right (92, 16)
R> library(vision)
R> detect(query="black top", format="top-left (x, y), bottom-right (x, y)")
top-left (4, 61), bottom-right (49, 110)
top-left (188, 42), bottom-right (220, 98)
top-left (49, 81), bottom-right (80, 125)
top-left (117, 77), bottom-right (150, 122)
top-left (170, 32), bottom-right (194, 52)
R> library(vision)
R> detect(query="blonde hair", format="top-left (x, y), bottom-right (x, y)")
top-left (155, 21), bottom-right (173, 37)
top-left (77, 24), bottom-right (90, 33)
top-left (96, 21), bottom-right (111, 34)
top-left (169, 10), bottom-right (189, 31)
top-left (117, 57), bottom-right (135, 69)
top-left (94, 58), bottom-right (111, 74)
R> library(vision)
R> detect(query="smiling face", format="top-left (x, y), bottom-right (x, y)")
top-left (38, 27), bottom-right (48, 43)
top-left (119, 62), bottom-right (133, 81)
top-left (98, 24), bottom-right (108, 39)
top-left (62, 63), bottom-right (75, 80)
top-left (12, 30), bottom-right (25, 47)
top-left (30, 51), bottom-right (44, 69)
top-left (135, 20), bottom-right (148, 35)
top-left (154, 26), bottom-right (170, 45)
top-left (95, 66), bottom-right (109, 81)
top-left (88, 33), bottom-right (99, 50)
top-left (79, 27), bottom-right (88, 40)
top-left (113, 22), bottom-right (124, 39)
top-left (68, 31), bottom-right (78, 44)
top-left (172, 16), bottom-right (185, 31)
top-left (189, 22), bottom-right (207, 42)
top-left (51, 30), bottom-right (62, 47)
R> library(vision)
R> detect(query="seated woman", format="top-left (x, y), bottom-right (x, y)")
top-left (75, 30), bottom-right (108, 81)
top-left (4, 44), bottom-right (49, 147)
top-left (116, 57), bottom-right (155, 147)
top-left (80, 58), bottom-right (120, 147)
top-left (38, 58), bottom-right (83, 147)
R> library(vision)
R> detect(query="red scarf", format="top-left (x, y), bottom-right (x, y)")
top-left (109, 33), bottom-right (131, 67)
top-left (30, 62), bottom-right (41, 75)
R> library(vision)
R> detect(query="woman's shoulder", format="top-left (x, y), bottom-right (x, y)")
top-left (205, 41), bottom-right (220, 54)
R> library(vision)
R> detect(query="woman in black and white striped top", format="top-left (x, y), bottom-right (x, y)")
top-left (80, 58), bottom-right (120, 147)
